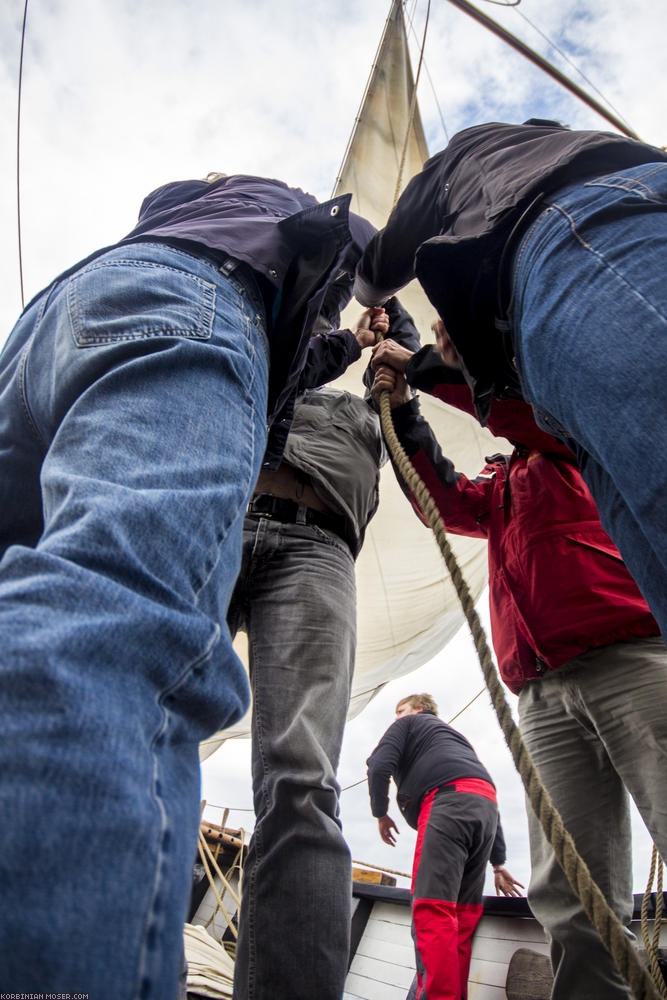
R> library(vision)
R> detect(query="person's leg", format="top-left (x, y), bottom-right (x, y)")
top-left (511, 161), bottom-right (667, 636)
top-left (0, 288), bottom-right (54, 555)
top-left (411, 789), bottom-right (492, 1000)
top-left (455, 795), bottom-right (497, 999)
top-left (0, 243), bottom-right (269, 999)
top-left (572, 636), bottom-right (667, 877)
top-left (519, 653), bottom-right (634, 1000)
top-left (231, 515), bottom-right (356, 1000)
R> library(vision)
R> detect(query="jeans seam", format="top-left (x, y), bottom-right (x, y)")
top-left (583, 162), bottom-right (667, 198)
top-left (16, 289), bottom-right (53, 448)
top-left (133, 623), bottom-right (221, 998)
top-left (17, 345), bottom-right (48, 448)
top-left (550, 202), bottom-right (667, 326)
top-left (194, 327), bottom-right (260, 600)
top-left (246, 630), bottom-right (267, 1000)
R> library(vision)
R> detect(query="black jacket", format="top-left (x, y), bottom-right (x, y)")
top-left (124, 174), bottom-right (377, 465)
top-left (366, 710), bottom-right (506, 865)
top-left (355, 120), bottom-right (667, 423)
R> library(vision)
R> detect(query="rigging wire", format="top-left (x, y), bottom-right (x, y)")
top-left (404, 1), bottom-right (450, 143)
top-left (392, 0), bottom-right (431, 206)
top-left (330, 1), bottom-right (397, 198)
top-left (442, 0), bottom-right (639, 139)
top-left (16, 0), bottom-right (29, 311)
top-left (509, 3), bottom-right (632, 130)
top-left (407, 0), bottom-right (420, 24)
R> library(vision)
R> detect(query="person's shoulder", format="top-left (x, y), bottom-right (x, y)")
top-left (408, 711), bottom-right (442, 732)
top-left (137, 179), bottom-right (209, 220)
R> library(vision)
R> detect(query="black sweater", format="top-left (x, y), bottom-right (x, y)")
top-left (367, 711), bottom-right (507, 866)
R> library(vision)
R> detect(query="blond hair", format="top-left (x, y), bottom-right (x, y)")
top-left (396, 693), bottom-right (438, 715)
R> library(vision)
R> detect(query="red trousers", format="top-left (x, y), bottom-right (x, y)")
top-left (411, 781), bottom-right (498, 999)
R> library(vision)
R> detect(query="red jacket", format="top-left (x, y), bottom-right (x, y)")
top-left (393, 363), bottom-right (659, 693)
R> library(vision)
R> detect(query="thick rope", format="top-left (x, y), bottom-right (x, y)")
top-left (378, 387), bottom-right (660, 1000)
top-left (641, 844), bottom-right (667, 997)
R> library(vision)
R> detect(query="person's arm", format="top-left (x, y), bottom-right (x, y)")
top-left (403, 344), bottom-right (573, 455)
top-left (493, 865), bottom-right (524, 898)
top-left (489, 815), bottom-right (524, 897)
top-left (366, 718), bottom-right (410, 821)
top-left (298, 307), bottom-right (389, 390)
top-left (362, 299), bottom-right (422, 397)
top-left (354, 156), bottom-right (445, 306)
top-left (377, 814), bottom-right (400, 846)
top-left (372, 315), bottom-right (464, 381)
top-left (371, 367), bottom-right (495, 538)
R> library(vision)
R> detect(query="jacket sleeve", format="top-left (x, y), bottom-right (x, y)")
top-left (297, 328), bottom-right (362, 389)
top-left (354, 156), bottom-right (445, 306)
top-left (390, 398), bottom-right (495, 538)
top-left (363, 296), bottom-right (423, 396)
top-left (366, 719), bottom-right (410, 819)
top-left (298, 288), bottom-right (421, 390)
top-left (406, 345), bottom-right (470, 393)
top-left (406, 348), bottom-right (573, 455)
top-left (490, 813), bottom-right (507, 868)
top-left (385, 296), bottom-right (422, 353)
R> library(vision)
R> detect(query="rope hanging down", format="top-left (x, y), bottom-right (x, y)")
top-left (641, 845), bottom-right (667, 998)
top-left (376, 381), bottom-right (661, 1000)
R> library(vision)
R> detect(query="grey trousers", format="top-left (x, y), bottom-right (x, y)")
top-left (228, 514), bottom-right (356, 1000)
top-left (519, 636), bottom-right (667, 1000)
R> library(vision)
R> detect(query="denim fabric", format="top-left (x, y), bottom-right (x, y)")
top-left (519, 637), bottom-right (667, 999)
top-left (0, 242), bottom-right (269, 998)
top-left (228, 515), bottom-right (356, 1000)
top-left (510, 162), bottom-right (667, 639)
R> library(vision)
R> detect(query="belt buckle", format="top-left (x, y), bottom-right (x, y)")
top-left (247, 496), bottom-right (267, 517)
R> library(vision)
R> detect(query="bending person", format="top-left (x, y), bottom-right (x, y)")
top-left (0, 171), bottom-right (374, 998)
top-left (367, 692), bottom-right (522, 1000)
top-left (356, 118), bottom-right (667, 640)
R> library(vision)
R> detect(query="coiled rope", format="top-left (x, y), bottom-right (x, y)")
top-left (376, 383), bottom-right (661, 1000)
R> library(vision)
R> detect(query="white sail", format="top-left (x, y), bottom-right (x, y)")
top-left (200, 0), bottom-right (503, 757)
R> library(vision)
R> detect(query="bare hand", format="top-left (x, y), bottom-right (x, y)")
top-left (494, 867), bottom-right (524, 898)
top-left (378, 814), bottom-right (399, 846)
top-left (432, 319), bottom-right (461, 369)
top-left (371, 338), bottom-right (415, 373)
top-left (355, 307), bottom-right (389, 349)
top-left (371, 364), bottom-right (412, 409)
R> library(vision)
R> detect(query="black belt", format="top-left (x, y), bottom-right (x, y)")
top-left (246, 493), bottom-right (348, 544)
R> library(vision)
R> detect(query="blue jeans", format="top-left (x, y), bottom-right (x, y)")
top-left (511, 162), bottom-right (667, 639)
top-left (228, 514), bottom-right (356, 1000)
top-left (519, 637), bottom-right (667, 999)
top-left (0, 242), bottom-right (269, 998)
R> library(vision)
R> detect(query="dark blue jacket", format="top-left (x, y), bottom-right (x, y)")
top-left (123, 173), bottom-right (377, 465)
top-left (366, 710), bottom-right (506, 865)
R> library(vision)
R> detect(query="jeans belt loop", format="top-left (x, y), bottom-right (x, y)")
top-left (295, 503), bottom-right (308, 526)
top-left (218, 255), bottom-right (238, 277)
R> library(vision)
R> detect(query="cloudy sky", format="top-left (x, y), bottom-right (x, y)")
top-left (2, 0), bottom-right (666, 896)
